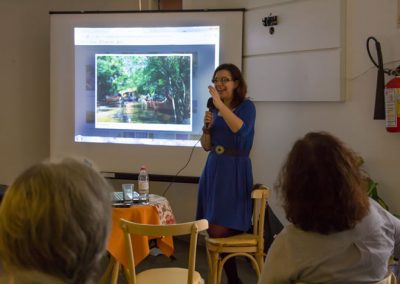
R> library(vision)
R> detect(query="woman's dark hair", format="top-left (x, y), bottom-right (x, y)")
top-left (213, 63), bottom-right (247, 108)
top-left (276, 131), bottom-right (369, 234)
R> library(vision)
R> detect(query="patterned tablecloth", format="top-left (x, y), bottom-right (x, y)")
top-left (149, 194), bottom-right (176, 225)
top-left (107, 194), bottom-right (176, 268)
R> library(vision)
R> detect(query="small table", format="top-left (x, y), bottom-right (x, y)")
top-left (107, 194), bottom-right (176, 268)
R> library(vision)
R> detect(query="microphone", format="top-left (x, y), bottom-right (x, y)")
top-left (205, 98), bottom-right (215, 130)
top-left (207, 97), bottom-right (215, 111)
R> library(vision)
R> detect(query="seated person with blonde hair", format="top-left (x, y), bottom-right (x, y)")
top-left (0, 158), bottom-right (112, 284)
top-left (259, 131), bottom-right (400, 284)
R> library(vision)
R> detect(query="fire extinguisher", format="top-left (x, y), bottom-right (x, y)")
top-left (367, 36), bottom-right (400, 132)
top-left (384, 76), bottom-right (400, 132)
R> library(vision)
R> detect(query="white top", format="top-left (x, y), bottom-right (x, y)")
top-left (258, 199), bottom-right (400, 284)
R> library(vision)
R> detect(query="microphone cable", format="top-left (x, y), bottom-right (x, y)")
top-left (161, 138), bottom-right (201, 197)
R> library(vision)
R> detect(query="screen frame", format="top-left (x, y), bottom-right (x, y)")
top-left (50, 9), bottom-right (244, 177)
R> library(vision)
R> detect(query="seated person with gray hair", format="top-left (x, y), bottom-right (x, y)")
top-left (0, 158), bottom-right (112, 284)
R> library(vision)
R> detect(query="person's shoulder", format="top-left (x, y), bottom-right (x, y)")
top-left (365, 198), bottom-right (389, 222)
top-left (277, 223), bottom-right (334, 244)
top-left (273, 224), bottom-right (296, 242)
top-left (352, 198), bottom-right (399, 237)
top-left (243, 98), bottom-right (255, 106)
top-left (237, 99), bottom-right (255, 112)
top-left (368, 198), bottom-right (399, 226)
top-left (269, 224), bottom-right (314, 254)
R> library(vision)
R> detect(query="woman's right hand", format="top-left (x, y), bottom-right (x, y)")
top-left (201, 111), bottom-right (213, 150)
top-left (204, 111), bottom-right (213, 129)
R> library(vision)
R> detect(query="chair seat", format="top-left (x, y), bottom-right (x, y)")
top-left (137, 267), bottom-right (204, 284)
top-left (207, 233), bottom-right (258, 247)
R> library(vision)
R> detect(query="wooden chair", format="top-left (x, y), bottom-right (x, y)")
top-left (376, 273), bottom-right (397, 284)
top-left (206, 185), bottom-right (271, 284)
top-left (119, 218), bottom-right (209, 284)
top-left (295, 272), bottom-right (397, 284)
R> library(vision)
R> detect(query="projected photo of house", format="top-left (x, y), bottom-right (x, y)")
top-left (95, 53), bottom-right (192, 132)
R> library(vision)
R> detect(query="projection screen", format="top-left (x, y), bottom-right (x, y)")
top-left (50, 9), bottom-right (244, 177)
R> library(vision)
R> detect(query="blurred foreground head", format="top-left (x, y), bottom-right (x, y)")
top-left (276, 131), bottom-right (369, 234)
top-left (0, 158), bottom-right (112, 284)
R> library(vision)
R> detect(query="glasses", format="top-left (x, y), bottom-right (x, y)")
top-left (211, 77), bottom-right (234, 84)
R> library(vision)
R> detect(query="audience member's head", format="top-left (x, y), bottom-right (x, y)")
top-left (0, 158), bottom-right (112, 284)
top-left (276, 131), bottom-right (369, 234)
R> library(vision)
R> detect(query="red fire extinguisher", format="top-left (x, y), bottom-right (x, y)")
top-left (385, 77), bottom-right (400, 132)
top-left (367, 36), bottom-right (400, 132)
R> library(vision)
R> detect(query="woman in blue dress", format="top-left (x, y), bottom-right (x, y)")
top-left (196, 63), bottom-right (255, 284)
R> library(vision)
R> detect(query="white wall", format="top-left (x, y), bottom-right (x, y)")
top-left (245, 0), bottom-right (345, 102)
top-left (0, 0), bottom-right (141, 185)
top-left (186, 0), bottom-right (400, 223)
top-left (1, 0), bottom-right (399, 224)
top-left (0, 0), bottom-right (166, 185)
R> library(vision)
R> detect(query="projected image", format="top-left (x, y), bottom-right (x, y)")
top-left (96, 54), bottom-right (192, 131)
top-left (74, 26), bottom-right (219, 146)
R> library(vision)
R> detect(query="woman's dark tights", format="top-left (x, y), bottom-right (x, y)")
top-left (208, 224), bottom-right (242, 284)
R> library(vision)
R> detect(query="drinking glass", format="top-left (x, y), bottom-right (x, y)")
top-left (122, 184), bottom-right (134, 202)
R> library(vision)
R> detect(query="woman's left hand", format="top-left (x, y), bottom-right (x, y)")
top-left (208, 85), bottom-right (224, 110)
top-left (208, 86), bottom-right (244, 133)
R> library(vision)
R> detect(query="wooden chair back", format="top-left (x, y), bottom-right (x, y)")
top-left (119, 218), bottom-right (209, 284)
top-left (251, 184), bottom-right (271, 254)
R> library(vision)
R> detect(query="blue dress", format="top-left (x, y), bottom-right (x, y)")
top-left (196, 99), bottom-right (256, 231)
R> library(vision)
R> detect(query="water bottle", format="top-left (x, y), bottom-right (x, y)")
top-left (138, 166), bottom-right (149, 203)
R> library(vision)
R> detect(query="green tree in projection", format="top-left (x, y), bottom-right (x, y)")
top-left (97, 56), bottom-right (127, 103)
top-left (119, 56), bottom-right (143, 93)
top-left (135, 56), bottom-right (191, 124)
